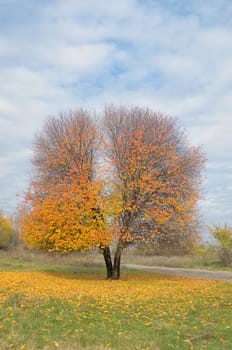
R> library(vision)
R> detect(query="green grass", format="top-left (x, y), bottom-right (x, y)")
top-left (0, 249), bottom-right (231, 349)
top-left (1, 282), bottom-right (231, 350)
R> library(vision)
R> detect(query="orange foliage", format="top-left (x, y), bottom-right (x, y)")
top-left (104, 106), bottom-right (206, 247)
top-left (19, 111), bottom-right (111, 252)
top-left (20, 178), bottom-right (110, 252)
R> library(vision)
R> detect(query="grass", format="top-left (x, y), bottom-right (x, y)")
top-left (0, 248), bottom-right (104, 272)
top-left (1, 246), bottom-right (232, 272)
top-left (0, 249), bottom-right (231, 349)
top-left (122, 250), bottom-right (232, 270)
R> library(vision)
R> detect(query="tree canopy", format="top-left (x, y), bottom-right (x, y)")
top-left (20, 110), bottom-right (110, 252)
top-left (19, 106), bottom-right (206, 279)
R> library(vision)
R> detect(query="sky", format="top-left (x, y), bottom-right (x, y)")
top-left (0, 0), bottom-right (232, 236)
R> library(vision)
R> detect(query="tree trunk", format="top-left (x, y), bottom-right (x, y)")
top-left (103, 246), bottom-right (113, 279)
top-left (112, 245), bottom-right (122, 280)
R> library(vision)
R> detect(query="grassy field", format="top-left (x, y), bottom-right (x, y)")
top-left (0, 250), bottom-right (231, 350)
top-left (122, 250), bottom-right (232, 270)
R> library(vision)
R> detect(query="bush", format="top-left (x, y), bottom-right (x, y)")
top-left (0, 212), bottom-right (15, 249)
top-left (208, 224), bottom-right (232, 266)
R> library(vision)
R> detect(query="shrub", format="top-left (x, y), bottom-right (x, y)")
top-left (0, 212), bottom-right (15, 249)
top-left (208, 224), bottom-right (232, 266)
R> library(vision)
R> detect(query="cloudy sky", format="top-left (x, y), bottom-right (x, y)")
top-left (0, 0), bottom-right (232, 234)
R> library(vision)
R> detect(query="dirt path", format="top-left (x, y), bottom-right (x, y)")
top-left (125, 264), bottom-right (232, 281)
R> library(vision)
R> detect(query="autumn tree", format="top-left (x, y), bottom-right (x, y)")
top-left (20, 110), bottom-right (111, 253)
top-left (103, 106), bottom-right (205, 279)
top-left (19, 106), bottom-right (205, 280)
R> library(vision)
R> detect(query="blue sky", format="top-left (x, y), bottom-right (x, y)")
top-left (0, 0), bottom-right (232, 235)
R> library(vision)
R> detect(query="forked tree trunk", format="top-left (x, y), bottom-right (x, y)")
top-left (102, 244), bottom-right (123, 280)
top-left (112, 245), bottom-right (122, 280)
top-left (103, 246), bottom-right (113, 279)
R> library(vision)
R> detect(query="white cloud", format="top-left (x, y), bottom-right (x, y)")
top-left (0, 0), bottom-right (231, 226)
top-left (46, 43), bottom-right (115, 73)
top-left (0, 98), bottom-right (16, 114)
